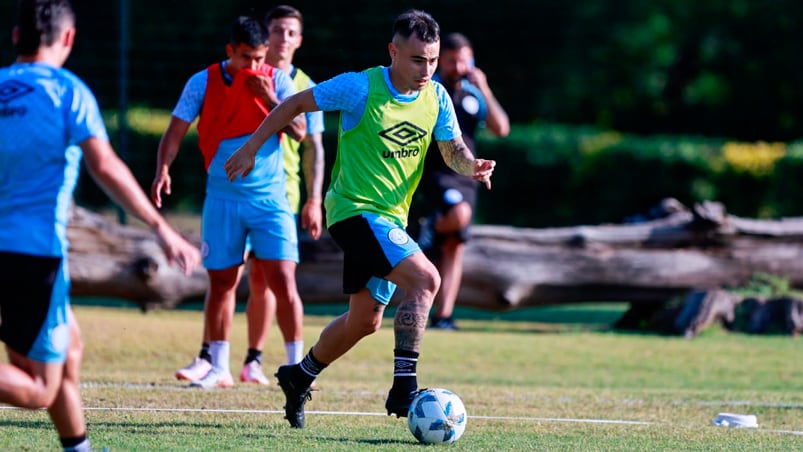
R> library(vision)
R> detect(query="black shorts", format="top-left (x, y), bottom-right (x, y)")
top-left (328, 214), bottom-right (419, 302)
top-left (414, 171), bottom-right (477, 244)
top-left (419, 171), bottom-right (478, 215)
top-left (0, 251), bottom-right (70, 362)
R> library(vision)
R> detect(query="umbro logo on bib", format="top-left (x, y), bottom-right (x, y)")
top-left (378, 121), bottom-right (427, 146)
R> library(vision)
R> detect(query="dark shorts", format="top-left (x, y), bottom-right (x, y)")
top-left (420, 171), bottom-right (478, 214)
top-left (415, 171), bottom-right (478, 244)
top-left (0, 251), bottom-right (71, 363)
top-left (327, 213), bottom-right (420, 304)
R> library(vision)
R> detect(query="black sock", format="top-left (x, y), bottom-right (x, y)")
top-left (391, 348), bottom-right (419, 395)
top-left (61, 434), bottom-right (90, 452)
top-left (199, 343), bottom-right (211, 362)
top-left (244, 348), bottom-right (262, 365)
top-left (294, 348), bottom-right (327, 388)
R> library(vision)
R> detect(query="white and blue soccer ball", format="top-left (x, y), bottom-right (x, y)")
top-left (407, 388), bottom-right (467, 444)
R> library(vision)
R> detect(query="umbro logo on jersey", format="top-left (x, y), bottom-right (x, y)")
top-left (0, 80), bottom-right (32, 117)
top-left (0, 80), bottom-right (33, 103)
top-left (378, 121), bottom-right (427, 146)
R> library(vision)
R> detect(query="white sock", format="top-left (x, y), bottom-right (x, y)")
top-left (209, 340), bottom-right (230, 373)
top-left (285, 340), bottom-right (304, 364)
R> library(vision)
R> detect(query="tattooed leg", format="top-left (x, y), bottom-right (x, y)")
top-left (394, 298), bottom-right (430, 352)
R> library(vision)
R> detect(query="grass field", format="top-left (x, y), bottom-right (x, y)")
top-left (1, 301), bottom-right (801, 451)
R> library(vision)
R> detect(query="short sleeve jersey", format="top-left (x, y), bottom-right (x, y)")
top-left (0, 62), bottom-right (108, 257)
top-left (171, 61), bottom-right (298, 200)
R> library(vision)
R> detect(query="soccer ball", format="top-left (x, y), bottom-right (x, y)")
top-left (407, 388), bottom-right (467, 444)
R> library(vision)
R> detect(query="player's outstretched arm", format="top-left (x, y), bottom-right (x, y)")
top-left (81, 136), bottom-right (201, 275)
top-left (246, 74), bottom-right (308, 142)
top-left (436, 136), bottom-right (496, 189)
top-left (225, 89), bottom-right (319, 181)
top-left (283, 113), bottom-right (308, 143)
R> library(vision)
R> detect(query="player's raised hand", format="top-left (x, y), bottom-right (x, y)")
top-left (472, 158), bottom-right (496, 190)
top-left (246, 74), bottom-right (279, 107)
top-left (465, 66), bottom-right (489, 92)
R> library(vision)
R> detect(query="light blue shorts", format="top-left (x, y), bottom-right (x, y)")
top-left (201, 196), bottom-right (299, 270)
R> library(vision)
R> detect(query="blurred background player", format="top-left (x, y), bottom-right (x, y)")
top-left (265, 5), bottom-right (326, 235)
top-left (151, 15), bottom-right (308, 388)
top-left (0, 1), bottom-right (200, 450)
top-left (235, 3), bottom-right (327, 379)
top-left (411, 32), bottom-right (509, 330)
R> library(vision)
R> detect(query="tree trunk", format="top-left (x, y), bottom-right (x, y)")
top-left (65, 200), bottom-right (803, 335)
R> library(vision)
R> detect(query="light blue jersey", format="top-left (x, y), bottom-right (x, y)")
top-left (312, 66), bottom-right (461, 141)
top-left (0, 62), bottom-right (108, 257)
top-left (0, 61), bottom-right (106, 364)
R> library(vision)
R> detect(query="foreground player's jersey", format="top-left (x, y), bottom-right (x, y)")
top-left (0, 62), bottom-right (108, 257)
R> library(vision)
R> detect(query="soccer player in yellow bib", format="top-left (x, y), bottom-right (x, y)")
top-left (265, 5), bottom-right (326, 229)
top-left (233, 4), bottom-right (327, 383)
top-left (225, 9), bottom-right (495, 429)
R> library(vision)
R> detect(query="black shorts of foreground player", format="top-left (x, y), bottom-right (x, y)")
top-left (224, 8), bottom-right (496, 429)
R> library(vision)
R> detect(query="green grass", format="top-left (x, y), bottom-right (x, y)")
top-left (1, 302), bottom-right (801, 451)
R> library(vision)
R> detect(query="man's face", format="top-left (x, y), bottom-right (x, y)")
top-left (438, 46), bottom-right (473, 84)
top-left (267, 17), bottom-right (303, 63)
top-left (226, 43), bottom-right (268, 74)
top-left (389, 35), bottom-right (440, 94)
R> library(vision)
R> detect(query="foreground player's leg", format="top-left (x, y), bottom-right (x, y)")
top-left (384, 253), bottom-right (439, 417)
top-left (275, 289), bottom-right (383, 428)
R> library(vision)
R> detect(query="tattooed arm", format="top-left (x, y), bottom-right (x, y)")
top-left (436, 136), bottom-right (497, 189)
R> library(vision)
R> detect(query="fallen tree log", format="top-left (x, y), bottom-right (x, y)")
top-left (460, 200), bottom-right (803, 309)
top-left (67, 206), bottom-right (209, 310)
top-left (66, 200), bottom-right (803, 335)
